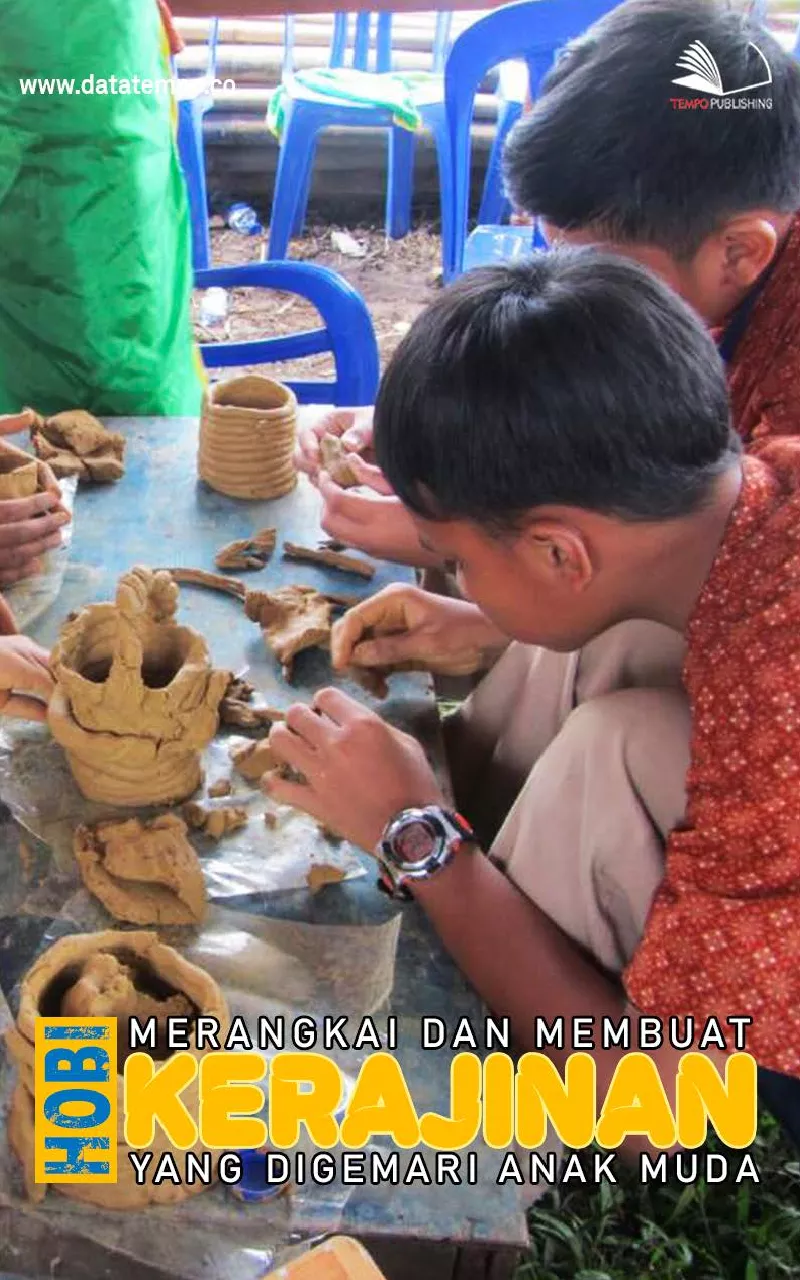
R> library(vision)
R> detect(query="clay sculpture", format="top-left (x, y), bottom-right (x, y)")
top-left (245, 585), bottom-right (332, 679)
top-left (48, 567), bottom-right (230, 806)
top-left (183, 802), bottom-right (248, 839)
top-left (199, 375), bottom-right (297, 500)
top-left (215, 528), bottom-right (277, 571)
top-left (6, 930), bottom-right (229, 1208)
top-left (320, 434), bottom-right (360, 488)
top-left (230, 737), bottom-right (275, 781)
top-left (219, 674), bottom-right (285, 730)
top-left (282, 541), bottom-right (376, 580)
top-left (29, 409), bottom-right (126, 483)
top-left (74, 814), bottom-right (207, 925)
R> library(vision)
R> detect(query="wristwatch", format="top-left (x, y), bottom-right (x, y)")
top-left (375, 805), bottom-right (475, 900)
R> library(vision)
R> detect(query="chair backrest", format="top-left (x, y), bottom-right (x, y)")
top-left (173, 15), bottom-right (220, 82)
top-left (444, 0), bottom-right (618, 276)
top-left (283, 11), bottom-right (452, 76)
top-left (195, 262), bottom-right (380, 406)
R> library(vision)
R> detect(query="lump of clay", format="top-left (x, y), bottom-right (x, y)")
top-left (320, 434), bottom-right (360, 488)
top-left (29, 409), bottom-right (126, 484)
top-left (5, 930), bottom-right (228, 1209)
top-left (282, 541), bottom-right (375, 580)
top-left (230, 737), bottom-right (275, 781)
top-left (184, 802), bottom-right (248, 840)
top-left (48, 566), bottom-right (230, 806)
top-left (215, 528), bottom-right (276, 572)
top-left (245, 585), bottom-right (332, 680)
top-left (60, 952), bottom-right (194, 1023)
top-left (219, 674), bottom-right (285, 730)
top-left (74, 814), bottom-right (206, 925)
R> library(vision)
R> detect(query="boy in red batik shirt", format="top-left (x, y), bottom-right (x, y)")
top-left (264, 252), bottom-right (800, 1154)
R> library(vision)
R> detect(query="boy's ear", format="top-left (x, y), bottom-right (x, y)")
top-left (719, 216), bottom-right (779, 290)
top-left (524, 519), bottom-right (594, 590)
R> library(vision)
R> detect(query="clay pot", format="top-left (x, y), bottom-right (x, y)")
top-left (199, 374), bottom-right (298, 500)
top-left (48, 567), bottom-right (230, 807)
top-left (6, 930), bottom-right (230, 1209)
top-left (0, 454), bottom-right (39, 499)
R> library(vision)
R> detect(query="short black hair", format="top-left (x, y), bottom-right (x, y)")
top-left (374, 250), bottom-right (739, 532)
top-left (504, 0), bottom-right (800, 256)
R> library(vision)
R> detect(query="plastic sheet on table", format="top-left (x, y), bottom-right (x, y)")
top-left (0, 724), bottom-right (365, 913)
top-left (4, 476), bottom-right (77, 630)
top-left (0, 895), bottom-right (403, 1279)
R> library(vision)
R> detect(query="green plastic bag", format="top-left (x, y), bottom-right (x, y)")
top-left (0, 0), bottom-right (202, 416)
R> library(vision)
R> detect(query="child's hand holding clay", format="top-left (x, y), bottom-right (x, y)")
top-left (331, 584), bottom-right (508, 678)
top-left (0, 635), bottom-right (54, 722)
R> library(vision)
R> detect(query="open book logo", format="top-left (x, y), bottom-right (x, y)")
top-left (672, 40), bottom-right (772, 96)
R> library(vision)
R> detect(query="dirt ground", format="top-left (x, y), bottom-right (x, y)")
top-left (192, 222), bottom-right (443, 385)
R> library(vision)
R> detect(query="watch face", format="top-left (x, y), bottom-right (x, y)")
top-left (394, 819), bottom-right (438, 865)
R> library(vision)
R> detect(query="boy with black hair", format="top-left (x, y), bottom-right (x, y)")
top-left (267, 252), bottom-right (800, 1143)
top-left (504, 0), bottom-right (800, 448)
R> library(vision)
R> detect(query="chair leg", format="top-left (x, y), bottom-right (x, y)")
top-left (424, 103), bottom-right (455, 282)
top-left (267, 105), bottom-right (318, 261)
top-left (177, 100), bottom-right (211, 271)
top-left (478, 99), bottom-right (522, 226)
top-left (386, 125), bottom-right (416, 240)
top-left (291, 142), bottom-right (316, 240)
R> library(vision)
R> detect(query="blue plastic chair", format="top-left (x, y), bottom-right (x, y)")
top-left (196, 262), bottom-right (380, 405)
top-left (175, 18), bottom-right (220, 271)
top-left (266, 12), bottom-right (453, 261)
top-left (477, 60), bottom-right (528, 227)
top-left (444, 0), bottom-right (618, 280)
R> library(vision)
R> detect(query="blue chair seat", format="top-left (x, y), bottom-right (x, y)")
top-left (266, 12), bottom-right (453, 262)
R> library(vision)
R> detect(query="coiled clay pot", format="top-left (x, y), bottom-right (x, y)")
top-left (48, 567), bottom-right (230, 806)
top-left (6, 930), bottom-right (229, 1209)
top-left (198, 374), bottom-right (297, 500)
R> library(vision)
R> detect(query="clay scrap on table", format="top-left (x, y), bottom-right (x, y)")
top-left (307, 863), bottom-right (347, 893)
top-left (245, 585), bottom-right (332, 679)
top-left (320, 433), bottom-right (360, 488)
top-left (229, 736), bottom-right (275, 781)
top-left (74, 814), bottom-right (206, 926)
top-left (183, 801), bottom-right (248, 840)
top-left (28, 408), bottom-right (126, 483)
top-left (219, 673), bottom-right (286, 730)
top-left (6, 930), bottom-right (228, 1208)
top-left (214, 528), bottom-right (277, 572)
top-left (48, 566), bottom-right (230, 807)
top-left (161, 566), bottom-right (247, 601)
top-left (282, 541), bottom-right (376, 580)
top-left (208, 777), bottom-right (232, 798)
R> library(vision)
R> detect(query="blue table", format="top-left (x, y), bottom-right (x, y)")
top-left (0, 419), bottom-right (529, 1280)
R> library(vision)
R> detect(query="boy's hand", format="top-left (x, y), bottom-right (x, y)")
top-left (331, 585), bottom-right (508, 677)
top-left (265, 687), bottom-right (445, 851)
top-left (295, 407), bottom-right (375, 480)
top-left (0, 636), bottom-right (54, 722)
top-left (0, 492), bottom-right (70, 585)
top-left (0, 439), bottom-right (70, 584)
top-left (317, 475), bottom-right (438, 567)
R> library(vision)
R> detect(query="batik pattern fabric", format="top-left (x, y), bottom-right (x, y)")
top-left (626, 440), bottom-right (800, 1076)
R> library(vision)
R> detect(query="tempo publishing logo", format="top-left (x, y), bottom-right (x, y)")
top-left (670, 39), bottom-right (773, 110)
